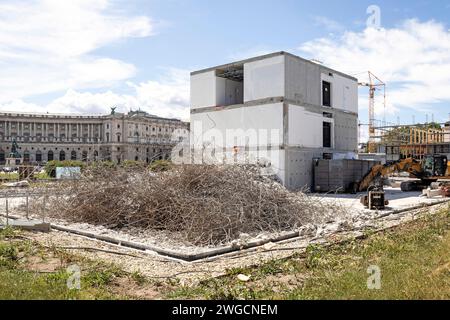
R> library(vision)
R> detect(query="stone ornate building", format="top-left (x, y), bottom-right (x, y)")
top-left (0, 110), bottom-right (189, 165)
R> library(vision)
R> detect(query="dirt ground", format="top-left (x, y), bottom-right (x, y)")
top-left (20, 200), bottom-right (449, 286)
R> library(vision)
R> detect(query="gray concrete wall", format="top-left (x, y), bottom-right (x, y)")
top-left (285, 148), bottom-right (324, 191)
top-left (285, 55), bottom-right (321, 106)
top-left (333, 112), bottom-right (358, 152)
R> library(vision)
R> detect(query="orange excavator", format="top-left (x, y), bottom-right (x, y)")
top-left (357, 155), bottom-right (450, 209)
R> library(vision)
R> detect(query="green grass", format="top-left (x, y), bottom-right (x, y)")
top-left (0, 172), bottom-right (19, 181)
top-left (168, 205), bottom-right (450, 300)
top-left (0, 227), bottom-right (138, 300)
top-left (0, 172), bottom-right (51, 181)
top-left (33, 172), bottom-right (51, 180)
top-left (2, 205), bottom-right (449, 300)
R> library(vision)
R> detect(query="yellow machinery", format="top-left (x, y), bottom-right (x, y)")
top-left (358, 155), bottom-right (449, 192)
top-left (359, 155), bottom-right (449, 210)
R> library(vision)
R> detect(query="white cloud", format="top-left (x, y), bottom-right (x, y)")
top-left (298, 19), bottom-right (450, 116)
top-left (0, 69), bottom-right (191, 121)
top-left (128, 68), bottom-right (190, 119)
top-left (312, 16), bottom-right (344, 33)
top-left (0, 0), bottom-right (152, 102)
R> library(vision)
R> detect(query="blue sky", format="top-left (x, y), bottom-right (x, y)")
top-left (0, 0), bottom-right (449, 136)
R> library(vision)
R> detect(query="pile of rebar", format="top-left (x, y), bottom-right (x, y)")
top-left (43, 165), bottom-right (342, 246)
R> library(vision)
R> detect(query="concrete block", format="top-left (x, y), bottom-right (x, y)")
top-left (423, 189), bottom-right (444, 198)
top-left (1, 219), bottom-right (51, 232)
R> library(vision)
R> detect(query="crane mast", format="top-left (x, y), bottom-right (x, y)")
top-left (359, 71), bottom-right (386, 153)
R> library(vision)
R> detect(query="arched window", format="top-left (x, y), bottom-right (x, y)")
top-left (0, 150), bottom-right (5, 164)
top-left (71, 151), bottom-right (77, 160)
top-left (36, 150), bottom-right (42, 163)
top-left (23, 151), bottom-right (30, 163)
top-left (82, 151), bottom-right (88, 162)
top-left (59, 150), bottom-right (65, 161)
top-left (48, 150), bottom-right (54, 161)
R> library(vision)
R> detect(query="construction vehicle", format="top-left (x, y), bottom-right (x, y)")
top-left (358, 155), bottom-right (449, 192)
top-left (358, 155), bottom-right (450, 209)
top-left (362, 186), bottom-right (389, 210)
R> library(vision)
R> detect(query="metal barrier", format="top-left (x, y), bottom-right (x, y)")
top-left (0, 190), bottom-right (63, 226)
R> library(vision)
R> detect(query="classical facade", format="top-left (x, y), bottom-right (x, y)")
top-left (0, 110), bottom-right (189, 165)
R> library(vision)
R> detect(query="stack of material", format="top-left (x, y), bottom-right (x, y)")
top-left (422, 186), bottom-right (450, 198)
top-left (443, 186), bottom-right (450, 197)
top-left (40, 165), bottom-right (345, 246)
top-left (314, 159), bottom-right (380, 193)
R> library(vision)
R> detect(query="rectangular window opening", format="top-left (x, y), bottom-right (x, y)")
top-left (216, 66), bottom-right (244, 107)
top-left (323, 122), bottom-right (331, 148)
top-left (322, 81), bottom-right (331, 107)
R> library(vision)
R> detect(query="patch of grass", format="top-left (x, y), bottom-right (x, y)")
top-left (130, 271), bottom-right (148, 286)
top-left (0, 226), bottom-right (20, 240)
top-left (168, 206), bottom-right (450, 300)
top-left (0, 172), bottom-right (19, 180)
top-left (0, 228), bottom-right (135, 300)
top-left (83, 262), bottom-right (125, 288)
top-left (0, 268), bottom-right (118, 300)
top-left (33, 172), bottom-right (51, 180)
top-left (0, 243), bottom-right (20, 268)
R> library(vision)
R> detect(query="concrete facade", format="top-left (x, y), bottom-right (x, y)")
top-left (190, 52), bottom-right (358, 190)
top-left (0, 110), bottom-right (189, 165)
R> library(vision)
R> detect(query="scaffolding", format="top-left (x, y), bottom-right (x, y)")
top-left (376, 122), bottom-right (450, 161)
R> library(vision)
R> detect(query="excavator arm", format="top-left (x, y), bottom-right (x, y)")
top-left (358, 158), bottom-right (424, 192)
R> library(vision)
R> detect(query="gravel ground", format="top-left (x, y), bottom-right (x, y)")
top-left (0, 194), bottom-right (352, 255)
top-left (4, 201), bottom-right (448, 284)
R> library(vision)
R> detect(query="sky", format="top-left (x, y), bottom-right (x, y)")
top-left (0, 0), bottom-right (450, 136)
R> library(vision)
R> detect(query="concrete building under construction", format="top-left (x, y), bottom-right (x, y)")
top-left (190, 52), bottom-right (358, 190)
top-left (379, 122), bottom-right (450, 162)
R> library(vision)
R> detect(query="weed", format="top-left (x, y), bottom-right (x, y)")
top-left (130, 271), bottom-right (147, 286)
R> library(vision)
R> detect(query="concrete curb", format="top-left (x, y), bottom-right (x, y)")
top-left (2, 198), bottom-right (449, 262)
top-left (375, 199), bottom-right (450, 220)
top-left (50, 224), bottom-right (300, 262)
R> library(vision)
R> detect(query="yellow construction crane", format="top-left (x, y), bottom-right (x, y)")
top-left (359, 72), bottom-right (386, 153)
